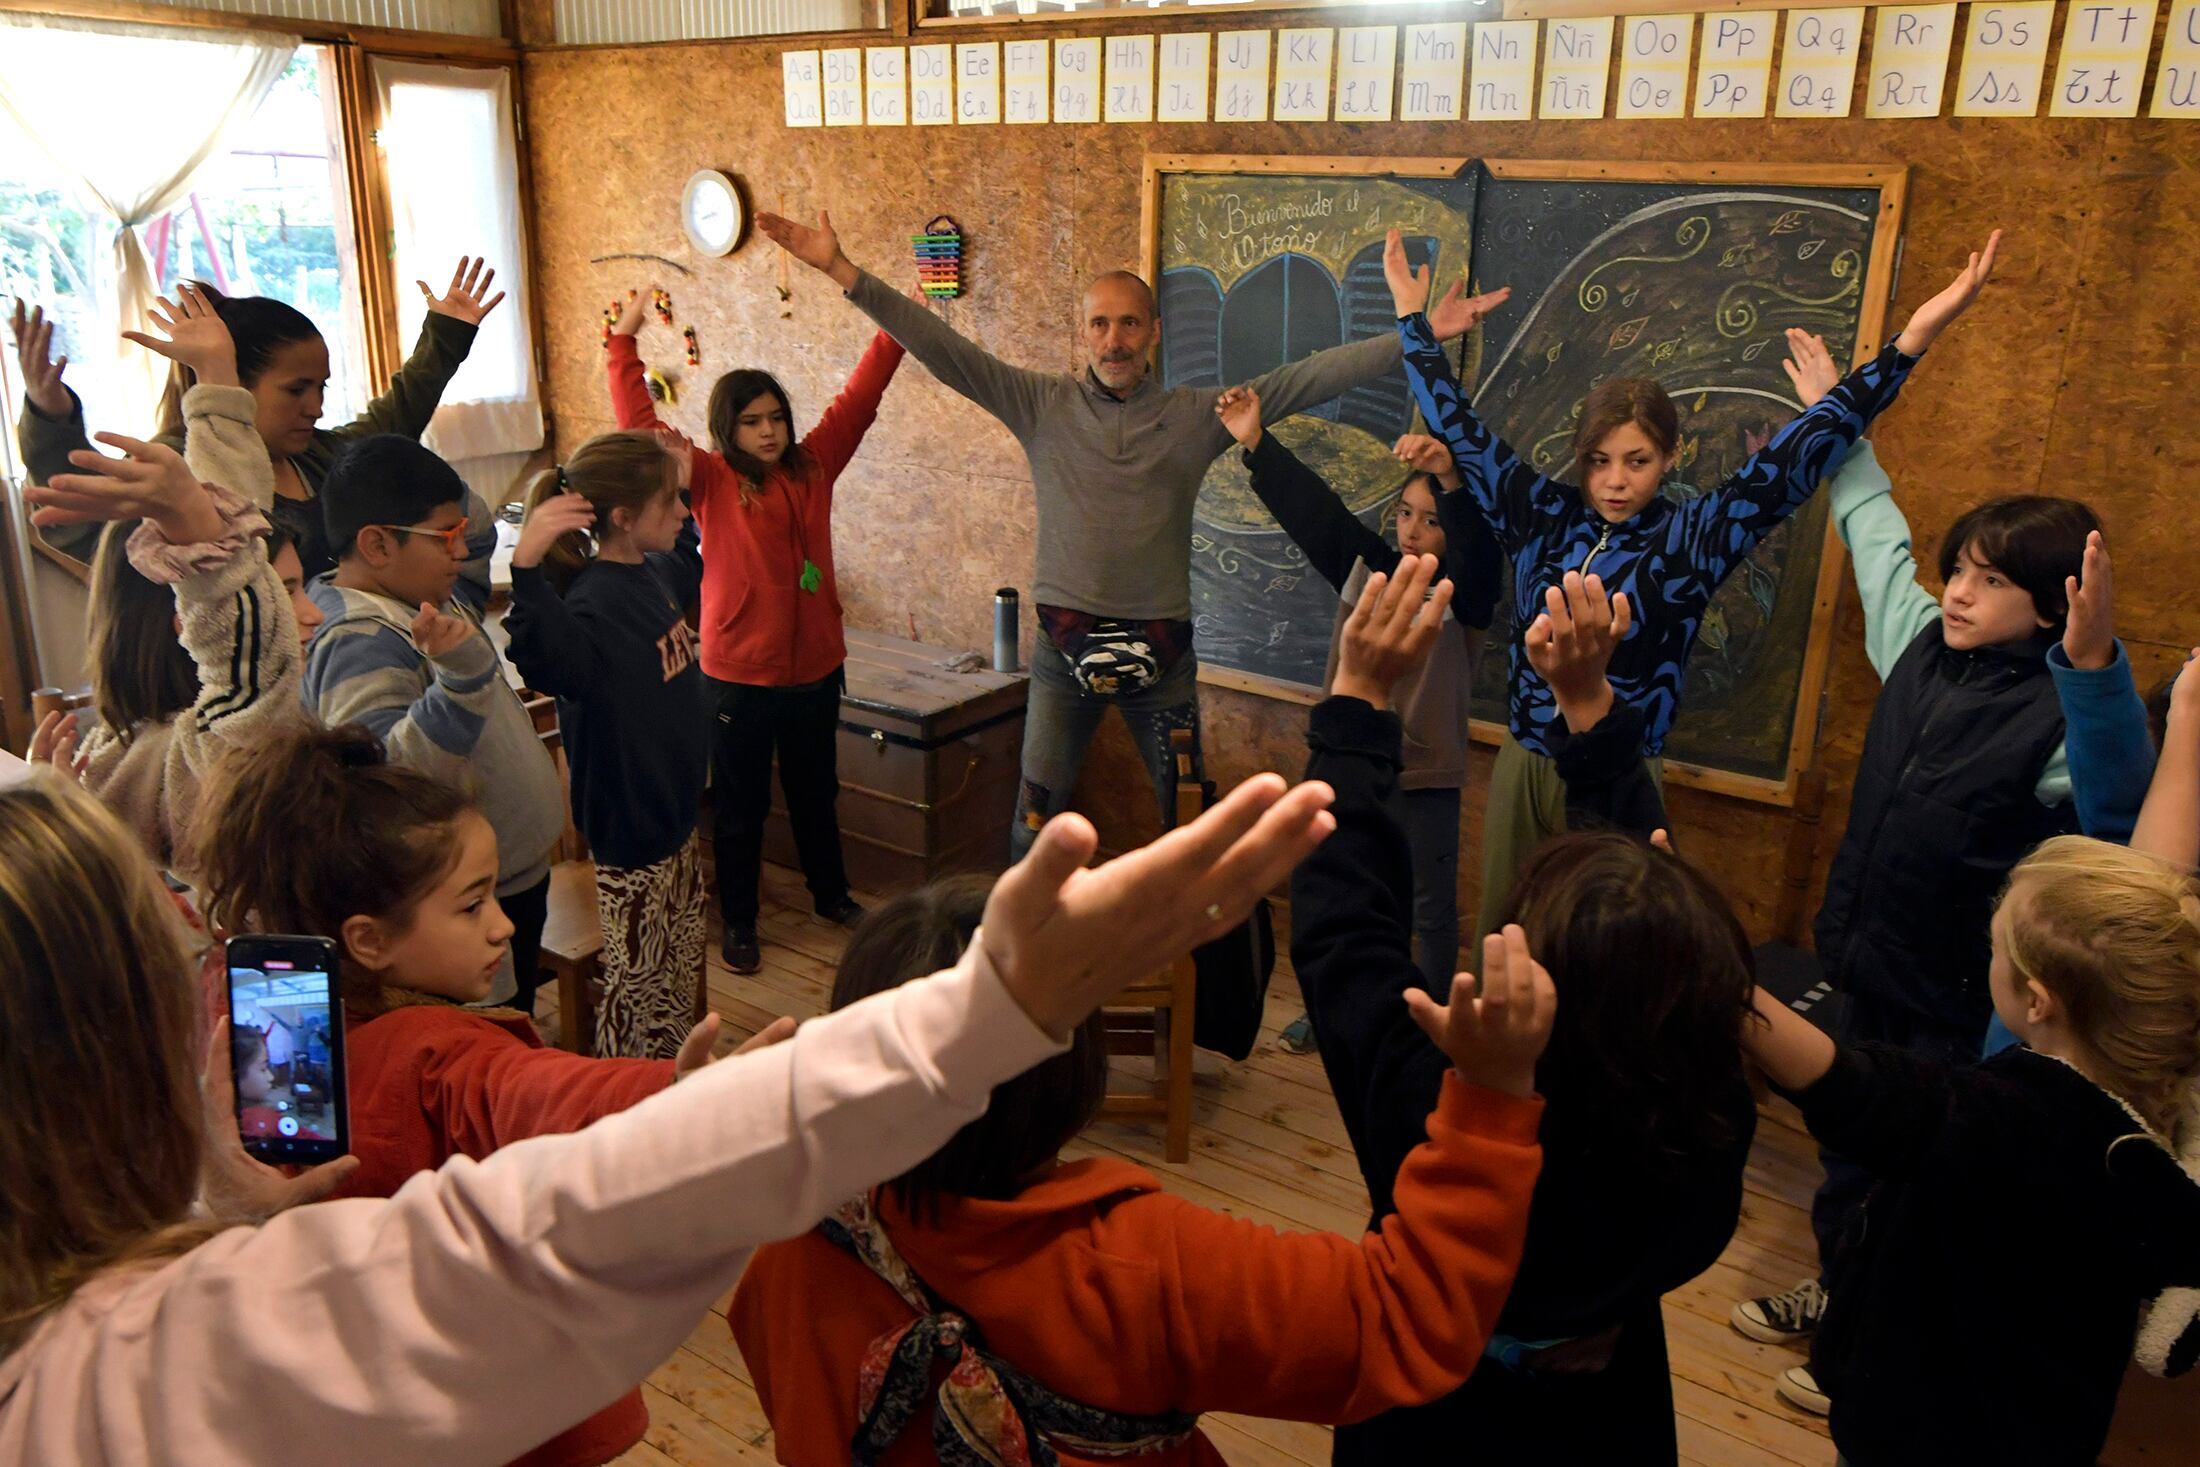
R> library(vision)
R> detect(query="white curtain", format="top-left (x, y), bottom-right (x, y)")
top-left (0, 15), bottom-right (294, 413)
top-left (373, 58), bottom-right (542, 462)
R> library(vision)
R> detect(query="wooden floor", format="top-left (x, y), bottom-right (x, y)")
top-left (544, 863), bottom-right (2190, 1467)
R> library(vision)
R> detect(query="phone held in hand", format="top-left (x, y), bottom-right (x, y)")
top-left (225, 935), bottom-right (349, 1166)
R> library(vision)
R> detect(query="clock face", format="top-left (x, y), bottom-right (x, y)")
top-left (683, 170), bottom-right (743, 257)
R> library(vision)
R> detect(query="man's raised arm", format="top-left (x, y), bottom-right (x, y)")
top-left (761, 209), bottom-right (1052, 441)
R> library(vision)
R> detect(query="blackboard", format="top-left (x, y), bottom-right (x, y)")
top-left (1141, 155), bottom-right (1907, 805)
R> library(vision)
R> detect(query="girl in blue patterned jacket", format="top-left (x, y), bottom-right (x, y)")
top-left (1383, 227), bottom-right (2002, 940)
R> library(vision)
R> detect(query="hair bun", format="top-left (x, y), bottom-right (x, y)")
top-left (323, 724), bottom-right (390, 770)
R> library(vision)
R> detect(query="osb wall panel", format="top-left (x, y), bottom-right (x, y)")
top-left (519, 35), bottom-right (2200, 946)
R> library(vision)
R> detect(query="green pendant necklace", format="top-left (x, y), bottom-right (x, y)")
top-left (799, 558), bottom-right (821, 594)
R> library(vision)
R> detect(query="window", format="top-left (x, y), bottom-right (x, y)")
top-left (371, 58), bottom-right (541, 460)
top-left (0, 45), bottom-right (365, 443)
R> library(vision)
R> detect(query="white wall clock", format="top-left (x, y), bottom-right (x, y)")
top-left (681, 169), bottom-right (745, 257)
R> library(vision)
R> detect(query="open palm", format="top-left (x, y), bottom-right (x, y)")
top-left (419, 256), bottom-right (506, 325)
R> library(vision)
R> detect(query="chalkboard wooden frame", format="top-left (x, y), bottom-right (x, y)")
top-left (1142, 151), bottom-right (1909, 809)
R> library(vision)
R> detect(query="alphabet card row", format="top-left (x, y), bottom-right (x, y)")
top-left (783, 3), bottom-right (2200, 128)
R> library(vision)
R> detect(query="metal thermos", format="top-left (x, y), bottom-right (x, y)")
top-left (993, 588), bottom-right (1020, 673)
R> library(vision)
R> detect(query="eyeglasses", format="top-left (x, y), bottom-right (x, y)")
top-left (375, 522), bottom-right (470, 556)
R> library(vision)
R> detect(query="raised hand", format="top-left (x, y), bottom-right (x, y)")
top-left (121, 284), bottom-right (238, 386)
top-left (27, 709), bottom-right (87, 783)
top-left (1382, 227), bottom-right (1429, 317)
top-left (655, 426), bottom-right (695, 489)
top-left (757, 210), bottom-right (857, 289)
top-left (1895, 228), bottom-right (2000, 356)
top-left (1524, 570), bottom-right (1633, 734)
top-left (1781, 328), bottom-right (1840, 410)
top-left (983, 775), bottom-right (1336, 1039)
top-left (611, 288), bottom-right (649, 338)
top-left (1215, 384), bottom-right (1263, 450)
top-left (512, 490), bottom-right (597, 570)
top-left (1392, 432), bottom-right (1460, 484)
top-left (2061, 530), bottom-right (2115, 672)
top-left (1405, 924), bottom-right (1557, 1099)
top-left (196, 1019), bottom-right (361, 1223)
top-left (410, 601), bottom-right (473, 659)
top-left (1333, 553), bottom-right (1456, 712)
top-left (29, 433), bottom-right (225, 545)
top-left (1425, 280), bottom-right (1511, 343)
top-left (9, 298), bottom-right (71, 417)
top-left (418, 256), bottom-right (506, 325)
top-left (672, 1013), bottom-right (724, 1080)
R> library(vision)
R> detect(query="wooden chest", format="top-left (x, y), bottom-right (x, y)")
top-left (763, 629), bottom-right (1029, 896)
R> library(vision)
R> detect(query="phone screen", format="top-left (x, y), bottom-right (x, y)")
top-left (227, 937), bottom-right (348, 1165)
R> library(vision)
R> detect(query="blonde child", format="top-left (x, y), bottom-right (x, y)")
top-left (1744, 836), bottom-right (2200, 1465)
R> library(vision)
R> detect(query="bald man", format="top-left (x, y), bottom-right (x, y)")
top-left (762, 210), bottom-right (1447, 858)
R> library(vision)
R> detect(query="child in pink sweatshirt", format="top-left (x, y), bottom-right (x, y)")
top-left (0, 743), bottom-right (1333, 1464)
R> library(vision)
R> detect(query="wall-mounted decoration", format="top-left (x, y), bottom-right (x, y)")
top-left (913, 215), bottom-right (964, 298)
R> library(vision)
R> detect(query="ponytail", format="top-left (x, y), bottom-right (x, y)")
top-left (194, 723), bottom-right (473, 1014)
top-left (521, 430), bottom-right (679, 595)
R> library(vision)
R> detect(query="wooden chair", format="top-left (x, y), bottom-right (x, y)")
top-left (1096, 728), bottom-right (1199, 1164)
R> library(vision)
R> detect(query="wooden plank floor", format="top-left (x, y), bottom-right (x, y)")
top-left (541, 863), bottom-right (2191, 1467)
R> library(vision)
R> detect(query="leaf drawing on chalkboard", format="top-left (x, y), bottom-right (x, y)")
top-left (1741, 338), bottom-right (1771, 362)
top-left (1768, 210), bottom-right (1809, 235)
top-left (1606, 316), bottom-right (1650, 351)
top-left (1577, 215), bottom-right (1710, 311)
top-left (1266, 573), bottom-right (1302, 595)
top-left (1718, 242), bottom-right (1763, 269)
top-left (1798, 239), bottom-right (1825, 261)
top-left (1545, 343), bottom-right (1564, 366)
top-left (1700, 603), bottom-right (1730, 652)
top-left (1746, 560), bottom-right (1778, 618)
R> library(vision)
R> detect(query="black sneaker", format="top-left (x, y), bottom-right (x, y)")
top-left (818, 897), bottom-right (866, 930)
top-left (1776, 1364), bottom-right (1830, 1416)
top-left (1730, 1277), bottom-right (1828, 1344)
top-left (721, 923), bottom-right (761, 975)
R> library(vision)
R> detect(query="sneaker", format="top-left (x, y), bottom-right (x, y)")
top-left (1730, 1277), bottom-right (1827, 1344)
top-left (721, 923), bottom-right (761, 975)
top-left (1776, 1364), bottom-right (1830, 1416)
top-left (818, 897), bottom-right (866, 930)
top-left (1277, 1015), bottom-right (1318, 1054)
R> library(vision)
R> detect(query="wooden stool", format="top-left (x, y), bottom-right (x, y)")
top-left (1096, 729), bottom-right (1200, 1163)
top-left (540, 860), bottom-right (604, 1054)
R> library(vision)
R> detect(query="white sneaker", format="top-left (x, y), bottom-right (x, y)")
top-left (1777, 1364), bottom-right (1830, 1416)
top-left (1731, 1277), bottom-right (1828, 1343)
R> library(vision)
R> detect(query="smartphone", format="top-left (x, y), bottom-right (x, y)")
top-left (225, 935), bottom-right (349, 1166)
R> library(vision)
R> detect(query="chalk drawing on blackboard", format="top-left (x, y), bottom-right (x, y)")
top-left (1155, 171), bottom-right (1481, 689)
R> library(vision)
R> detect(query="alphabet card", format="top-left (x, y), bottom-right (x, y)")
top-left (1157, 32), bottom-right (1210, 121)
top-left (1541, 17), bottom-right (1614, 118)
top-left (1274, 28), bottom-right (1334, 120)
top-left (1336, 25), bottom-right (1398, 120)
top-left (1469, 20), bottom-right (1538, 120)
top-left (1776, 8), bottom-right (1865, 115)
top-left (822, 47), bottom-right (862, 127)
top-left (1695, 12), bottom-right (1774, 115)
top-left (865, 46), bottom-right (907, 126)
top-left (956, 42), bottom-right (1000, 124)
top-left (1865, 4), bottom-right (1958, 117)
top-left (1616, 14), bottom-right (1693, 117)
top-left (2153, 0), bottom-right (2200, 115)
top-left (783, 49), bottom-right (822, 128)
top-left (1400, 23), bottom-right (1466, 120)
top-left (911, 43), bottom-right (953, 126)
top-left (1053, 38), bottom-right (1099, 124)
top-left (1954, 2), bottom-right (2054, 115)
top-left (1215, 31), bottom-right (1271, 122)
top-left (1004, 39), bottom-right (1049, 124)
top-left (1105, 34), bottom-right (1154, 122)
top-left (2051, 0), bottom-right (2158, 115)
